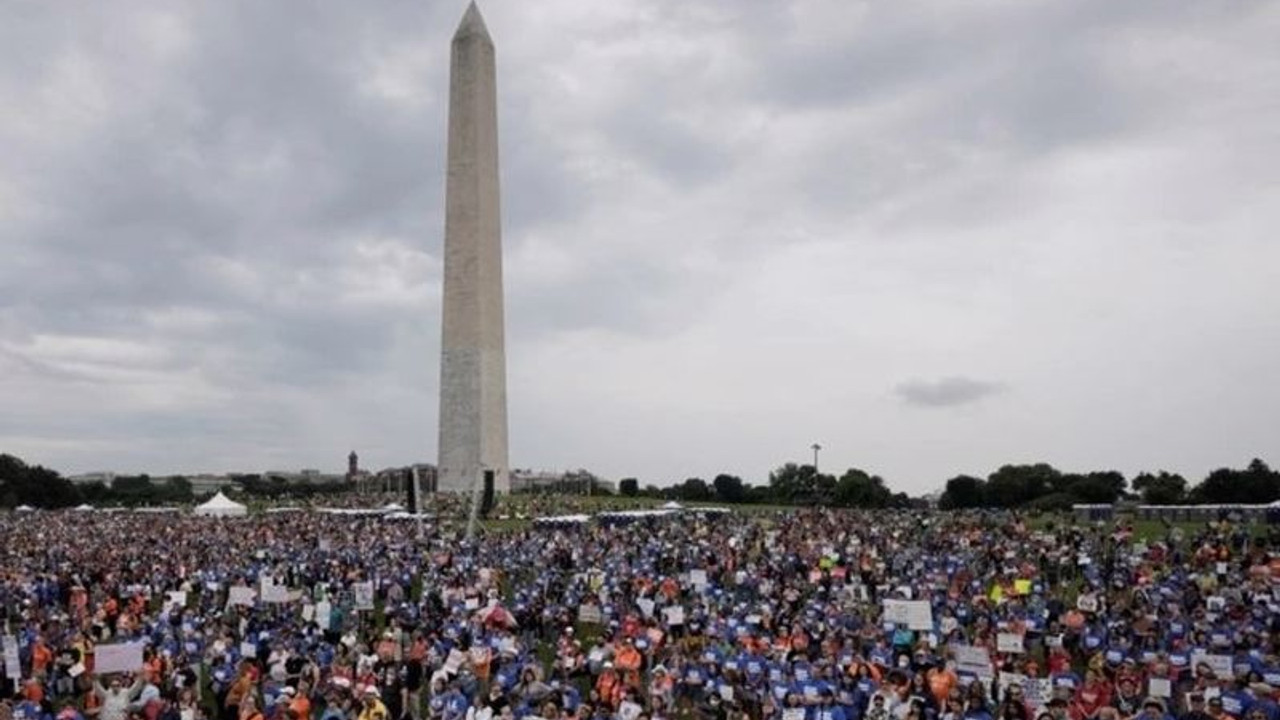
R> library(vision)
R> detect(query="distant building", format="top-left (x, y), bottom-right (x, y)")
top-left (186, 474), bottom-right (239, 495)
top-left (511, 469), bottom-right (613, 495)
top-left (67, 472), bottom-right (117, 486)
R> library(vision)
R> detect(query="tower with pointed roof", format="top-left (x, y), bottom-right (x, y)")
top-left (436, 2), bottom-right (510, 495)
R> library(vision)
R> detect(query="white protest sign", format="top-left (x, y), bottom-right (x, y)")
top-left (1076, 594), bottom-right (1099, 613)
top-left (1149, 678), bottom-right (1172, 698)
top-left (619, 702), bottom-right (643, 720)
top-left (637, 599), bottom-right (655, 618)
top-left (165, 591), bottom-right (188, 609)
top-left (1191, 651), bottom-right (1233, 678)
top-left (95, 642), bottom-right (145, 675)
top-left (664, 605), bottom-right (686, 626)
top-left (690, 570), bottom-right (708, 589)
top-left (883, 599), bottom-right (933, 630)
top-left (954, 645), bottom-right (993, 678)
top-left (353, 582), bottom-right (375, 611)
top-left (2, 636), bottom-right (19, 687)
top-left (263, 584), bottom-right (291, 604)
top-left (239, 642), bottom-right (257, 659)
top-left (228, 586), bottom-right (256, 607)
top-left (998, 672), bottom-right (1028, 699)
top-left (997, 633), bottom-right (1025, 654)
top-left (302, 605), bottom-right (315, 622)
top-left (314, 601), bottom-right (331, 629)
top-left (783, 709), bottom-right (806, 720)
top-left (577, 605), bottom-right (604, 624)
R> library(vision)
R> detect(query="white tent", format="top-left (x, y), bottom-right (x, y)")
top-left (73, 504), bottom-right (95, 512)
top-left (193, 491), bottom-right (247, 517)
top-left (661, 501), bottom-right (685, 510)
top-left (15, 504), bottom-right (36, 513)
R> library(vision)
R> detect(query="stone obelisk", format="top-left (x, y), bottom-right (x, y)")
top-left (437, 1), bottom-right (509, 494)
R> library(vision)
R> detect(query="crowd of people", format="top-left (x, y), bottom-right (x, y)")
top-left (1, 497), bottom-right (1278, 720)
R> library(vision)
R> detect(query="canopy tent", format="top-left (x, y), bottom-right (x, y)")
top-left (532, 514), bottom-right (590, 528)
top-left (193, 491), bottom-right (247, 517)
top-left (15, 504), bottom-right (36, 513)
top-left (661, 501), bottom-right (685, 510)
top-left (73, 504), bottom-right (95, 512)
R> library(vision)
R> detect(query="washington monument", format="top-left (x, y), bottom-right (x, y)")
top-left (437, 1), bottom-right (510, 494)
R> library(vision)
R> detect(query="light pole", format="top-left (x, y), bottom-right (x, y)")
top-left (811, 443), bottom-right (822, 473)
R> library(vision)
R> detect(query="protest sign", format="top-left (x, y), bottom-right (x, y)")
top-left (262, 584), bottom-right (290, 604)
top-left (228, 586), bottom-right (256, 607)
top-left (1149, 678), bottom-right (1172, 698)
top-left (664, 605), bottom-right (686, 625)
top-left (353, 582), bottom-right (375, 611)
top-left (577, 605), bottom-right (604, 624)
top-left (997, 633), bottom-right (1025, 654)
top-left (165, 591), bottom-right (187, 609)
top-left (95, 642), bottom-right (145, 675)
top-left (2, 636), bottom-right (19, 689)
top-left (1191, 651), bottom-right (1233, 678)
top-left (954, 645), bottom-right (993, 678)
top-left (690, 570), bottom-right (708, 590)
top-left (883, 599), bottom-right (933, 630)
top-left (314, 601), bottom-right (331, 630)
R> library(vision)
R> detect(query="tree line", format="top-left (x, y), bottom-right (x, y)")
top-left (4, 451), bottom-right (1277, 511)
top-left (617, 462), bottom-right (917, 509)
top-left (0, 454), bottom-right (356, 509)
top-left (937, 458), bottom-right (1280, 510)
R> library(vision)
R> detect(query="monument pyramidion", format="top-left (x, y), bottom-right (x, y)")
top-left (437, 1), bottom-right (510, 495)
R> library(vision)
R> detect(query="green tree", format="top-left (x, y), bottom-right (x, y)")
top-left (618, 478), bottom-right (639, 497)
top-left (768, 463), bottom-right (834, 505)
top-left (0, 454), bottom-right (82, 508)
top-left (985, 463), bottom-right (1062, 508)
top-left (712, 474), bottom-right (747, 503)
top-left (1190, 459), bottom-right (1280, 504)
top-left (1131, 471), bottom-right (1187, 504)
top-left (833, 468), bottom-right (892, 508)
top-left (679, 477), bottom-right (712, 501)
top-left (939, 475), bottom-right (987, 509)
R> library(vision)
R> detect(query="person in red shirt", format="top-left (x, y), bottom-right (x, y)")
top-left (1070, 670), bottom-right (1112, 720)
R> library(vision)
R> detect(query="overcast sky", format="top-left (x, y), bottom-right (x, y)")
top-left (2, 1), bottom-right (1277, 493)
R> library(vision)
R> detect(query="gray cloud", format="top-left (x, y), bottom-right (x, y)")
top-left (895, 377), bottom-right (1006, 409)
top-left (0, 0), bottom-right (1277, 490)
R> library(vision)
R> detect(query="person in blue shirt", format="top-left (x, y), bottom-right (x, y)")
top-left (816, 689), bottom-right (850, 720)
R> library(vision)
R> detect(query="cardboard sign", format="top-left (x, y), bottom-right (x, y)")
top-left (95, 642), bottom-right (145, 675)
top-left (883, 599), bottom-right (933, 630)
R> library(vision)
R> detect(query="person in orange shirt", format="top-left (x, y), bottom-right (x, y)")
top-left (595, 663), bottom-right (621, 709)
top-left (282, 685), bottom-right (311, 720)
top-left (614, 640), bottom-right (642, 673)
top-left (926, 663), bottom-right (957, 707)
top-left (31, 637), bottom-right (54, 681)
